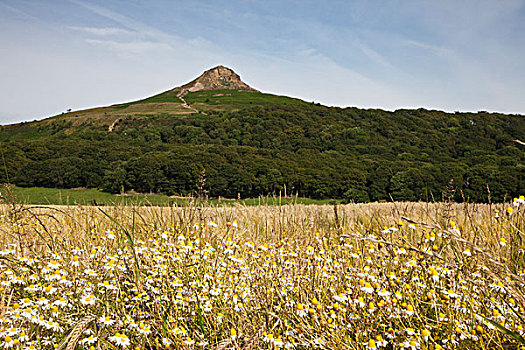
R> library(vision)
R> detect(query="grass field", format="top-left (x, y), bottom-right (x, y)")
top-left (4, 186), bottom-right (339, 207)
top-left (0, 196), bottom-right (524, 349)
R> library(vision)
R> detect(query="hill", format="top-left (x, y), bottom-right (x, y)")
top-left (1, 66), bottom-right (524, 202)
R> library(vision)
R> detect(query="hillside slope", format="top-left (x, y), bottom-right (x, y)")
top-left (0, 66), bottom-right (282, 133)
top-left (1, 67), bottom-right (524, 202)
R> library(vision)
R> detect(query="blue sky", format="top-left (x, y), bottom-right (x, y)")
top-left (1, 0), bottom-right (524, 124)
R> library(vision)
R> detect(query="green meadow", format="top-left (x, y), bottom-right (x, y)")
top-left (2, 186), bottom-right (338, 206)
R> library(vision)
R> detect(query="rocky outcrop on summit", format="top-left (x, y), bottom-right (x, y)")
top-left (176, 66), bottom-right (259, 94)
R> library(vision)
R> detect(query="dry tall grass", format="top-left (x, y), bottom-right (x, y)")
top-left (0, 198), bottom-right (523, 349)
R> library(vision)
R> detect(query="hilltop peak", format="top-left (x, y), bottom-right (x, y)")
top-left (176, 66), bottom-right (259, 93)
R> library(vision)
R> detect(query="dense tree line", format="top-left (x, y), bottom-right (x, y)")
top-left (1, 104), bottom-right (524, 202)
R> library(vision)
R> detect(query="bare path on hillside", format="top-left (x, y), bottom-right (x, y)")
top-left (177, 90), bottom-right (204, 114)
top-left (108, 117), bottom-right (120, 132)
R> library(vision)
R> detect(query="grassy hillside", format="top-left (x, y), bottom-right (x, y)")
top-left (1, 86), bottom-right (524, 202)
top-left (184, 89), bottom-right (308, 111)
top-left (0, 88), bottom-right (304, 135)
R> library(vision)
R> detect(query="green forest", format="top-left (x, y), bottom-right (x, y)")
top-left (1, 100), bottom-right (524, 202)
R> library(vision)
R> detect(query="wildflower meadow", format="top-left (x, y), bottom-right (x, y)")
top-left (0, 195), bottom-right (524, 349)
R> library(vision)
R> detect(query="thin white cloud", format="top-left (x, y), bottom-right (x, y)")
top-left (398, 37), bottom-right (524, 113)
top-left (69, 1), bottom-right (221, 59)
top-left (69, 0), bottom-right (172, 41)
top-left (69, 26), bottom-right (132, 36)
top-left (420, 0), bottom-right (523, 41)
top-left (86, 39), bottom-right (173, 54)
top-left (402, 39), bottom-right (457, 60)
top-left (246, 47), bottom-right (412, 109)
top-left (0, 2), bottom-right (38, 20)
top-left (356, 41), bottom-right (396, 71)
